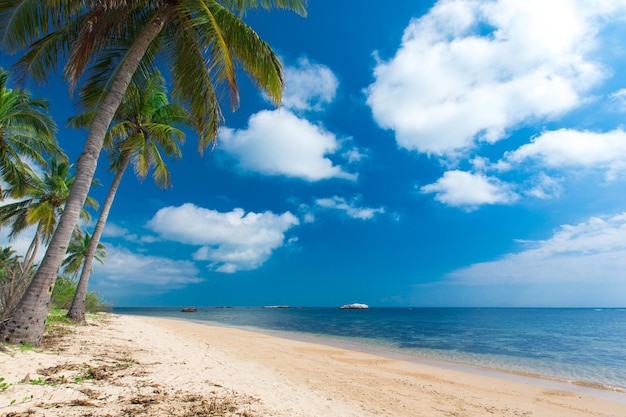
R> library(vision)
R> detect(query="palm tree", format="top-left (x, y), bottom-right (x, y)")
top-left (66, 72), bottom-right (190, 323)
top-left (62, 230), bottom-right (106, 279)
top-left (0, 159), bottom-right (98, 273)
top-left (0, 0), bottom-right (306, 345)
top-left (0, 68), bottom-right (61, 196)
top-left (0, 160), bottom-right (97, 323)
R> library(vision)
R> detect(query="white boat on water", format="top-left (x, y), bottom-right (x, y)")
top-left (340, 303), bottom-right (369, 309)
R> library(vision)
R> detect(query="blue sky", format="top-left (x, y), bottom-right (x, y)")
top-left (3, 0), bottom-right (626, 307)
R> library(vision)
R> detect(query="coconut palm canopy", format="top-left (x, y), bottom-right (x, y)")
top-left (2, 0), bottom-right (626, 308)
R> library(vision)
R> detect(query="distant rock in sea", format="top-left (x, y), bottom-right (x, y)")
top-left (181, 307), bottom-right (197, 312)
top-left (340, 303), bottom-right (369, 309)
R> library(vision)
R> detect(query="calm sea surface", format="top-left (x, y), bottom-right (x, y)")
top-left (115, 307), bottom-right (626, 392)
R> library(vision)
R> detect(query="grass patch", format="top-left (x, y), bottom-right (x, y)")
top-left (46, 309), bottom-right (75, 326)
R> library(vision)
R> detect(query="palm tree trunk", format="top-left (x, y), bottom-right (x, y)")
top-left (67, 155), bottom-right (130, 323)
top-left (21, 224), bottom-right (42, 276)
top-left (1, 10), bottom-right (170, 345)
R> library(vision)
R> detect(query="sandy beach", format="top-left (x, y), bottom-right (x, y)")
top-left (1, 314), bottom-right (625, 417)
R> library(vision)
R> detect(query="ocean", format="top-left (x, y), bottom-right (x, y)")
top-left (115, 307), bottom-right (626, 393)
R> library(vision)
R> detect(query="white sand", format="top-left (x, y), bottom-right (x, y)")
top-left (1, 313), bottom-right (625, 416)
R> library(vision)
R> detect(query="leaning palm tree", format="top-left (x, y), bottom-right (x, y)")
top-left (62, 230), bottom-right (106, 280)
top-left (0, 68), bottom-right (61, 197)
top-left (0, 0), bottom-right (306, 345)
top-left (66, 72), bottom-right (191, 323)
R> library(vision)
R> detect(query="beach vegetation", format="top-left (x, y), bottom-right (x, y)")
top-left (0, 0), bottom-right (307, 346)
top-left (0, 68), bottom-right (61, 197)
top-left (15, 342), bottom-right (34, 351)
top-left (28, 376), bottom-right (56, 386)
top-left (66, 71), bottom-right (189, 324)
top-left (50, 279), bottom-right (110, 313)
top-left (0, 377), bottom-right (10, 391)
top-left (0, 160), bottom-right (98, 275)
top-left (62, 228), bottom-right (108, 322)
top-left (0, 246), bottom-right (33, 324)
top-left (62, 229), bottom-right (107, 280)
top-left (0, 68), bottom-right (63, 325)
top-left (0, 160), bottom-right (98, 327)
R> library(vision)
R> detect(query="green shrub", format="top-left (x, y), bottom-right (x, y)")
top-left (50, 276), bottom-right (110, 312)
top-left (50, 276), bottom-right (76, 309)
top-left (85, 291), bottom-right (110, 313)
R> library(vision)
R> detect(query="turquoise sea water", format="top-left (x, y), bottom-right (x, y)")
top-left (115, 307), bottom-right (626, 392)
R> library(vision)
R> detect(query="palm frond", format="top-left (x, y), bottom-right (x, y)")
top-left (179, 1), bottom-right (239, 109)
top-left (164, 19), bottom-right (222, 153)
top-left (217, 0), bottom-right (307, 16)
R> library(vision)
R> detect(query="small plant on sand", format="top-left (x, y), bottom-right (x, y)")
top-left (0, 377), bottom-right (10, 391)
top-left (28, 377), bottom-right (58, 387)
top-left (115, 360), bottom-right (135, 369)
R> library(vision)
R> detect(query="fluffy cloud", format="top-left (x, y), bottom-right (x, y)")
top-left (219, 109), bottom-right (356, 181)
top-left (366, 0), bottom-right (621, 155)
top-left (94, 246), bottom-right (202, 287)
top-left (502, 128), bottom-right (626, 180)
top-left (447, 212), bottom-right (626, 286)
top-left (282, 58), bottom-right (338, 112)
top-left (314, 196), bottom-right (385, 220)
top-left (147, 203), bottom-right (299, 273)
top-left (421, 170), bottom-right (518, 209)
top-left (219, 58), bottom-right (359, 181)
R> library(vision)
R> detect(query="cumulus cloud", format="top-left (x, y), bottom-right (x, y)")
top-left (147, 203), bottom-right (299, 273)
top-left (315, 196), bottom-right (385, 220)
top-left (219, 109), bottom-right (356, 181)
top-left (502, 128), bottom-right (626, 180)
top-left (421, 170), bottom-right (518, 209)
top-left (94, 246), bottom-right (202, 287)
top-left (282, 58), bottom-right (338, 112)
top-left (219, 58), bottom-right (361, 181)
top-left (366, 0), bottom-right (621, 156)
top-left (447, 212), bottom-right (626, 286)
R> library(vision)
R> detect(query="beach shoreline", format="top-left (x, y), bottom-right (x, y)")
top-left (184, 316), bottom-right (626, 401)
top-left (1, 313), bottom-right (625, 416)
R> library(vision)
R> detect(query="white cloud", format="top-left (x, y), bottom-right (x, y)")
top-left (366, 0), bottom-right (621, 156)
top-left (101, 222), bottom-right (160, 243)
top-left (219, 109), bottom-right (356, 181)
top-left (103, 223), bottom-right (129, 238)
top-left (523, 173), bottom-right (563, 199)
top-left (147, 203), bottom-right (299, 273)
top-left (283, 58), bottom-right (338, 112)
top-left (314, 196), bottom-right (385, 220)
top-left (421, 170), bottom-right (518, 209)
top-left (94, 246), bottom-right (202, 287)
top-left (447, 212), bottom-right (626, 286)
top-left (503, 128), bottom-right (626, 180)
top-left (610, 88), bottom-right (626, 111)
